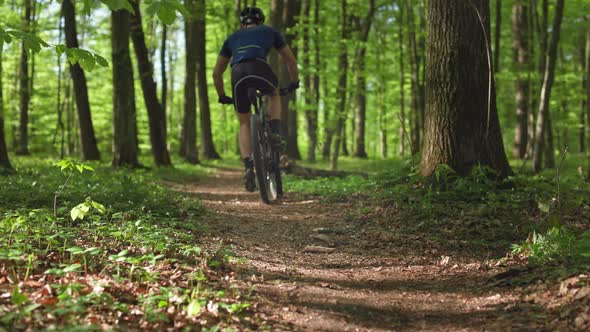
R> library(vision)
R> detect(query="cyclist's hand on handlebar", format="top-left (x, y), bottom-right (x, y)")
top-left (218, 95), bottom-right (234, 105)
top-left (280, 81), bottom-right (300, 96)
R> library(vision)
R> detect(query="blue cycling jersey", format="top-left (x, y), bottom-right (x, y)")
top-left (219, 25), bottom-right (286, 65)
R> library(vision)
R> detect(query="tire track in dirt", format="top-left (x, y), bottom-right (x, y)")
top-left (171, 167), bottom-right (549, 331)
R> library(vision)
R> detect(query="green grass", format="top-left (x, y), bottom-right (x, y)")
top-left (0, 156), bottom-right (260, 331)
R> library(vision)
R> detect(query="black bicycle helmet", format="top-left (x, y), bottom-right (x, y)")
top-left (240, 7), bottom-right (265, 25)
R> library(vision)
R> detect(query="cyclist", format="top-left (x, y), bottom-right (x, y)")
top-left (212, 6), bottom-right (299, 192)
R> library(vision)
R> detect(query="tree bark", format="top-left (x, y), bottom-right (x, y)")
top-left (194, 0), bottom-right (220, 159)
top-left (0, 43), bottom-right (12, 172)
top-left (352, 0), bottom-right (375, 159)
top-left (494, 0), bottom-right (501, 72)
top-left (532, 0), bottom-right (564, 173)
top-left (130, 1), bottom-right (171, 166)
top-left (180, 0), bottom-right (200, 164)
top-left (62, 0), bottom-right (101, 160)
top-left (16, 0), bottom-right (31, 155)
top-left (511, 1), bottom-right (529, 159)
top-left (111, 9), bottom-right (139, 167)
top-left (420, 0), bottom-right (512, 178)
top-left (330, 0), bottom-right (349, 170)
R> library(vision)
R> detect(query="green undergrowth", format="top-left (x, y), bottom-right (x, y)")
top-left (285, 157), bottom-right (590, 263)
top-left (0, 157), bottom-right (262, 331)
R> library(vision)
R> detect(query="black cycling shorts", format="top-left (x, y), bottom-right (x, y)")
top-left (231, 59), bottom-right (278, 114)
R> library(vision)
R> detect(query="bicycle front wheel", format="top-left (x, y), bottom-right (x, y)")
top-left (250, 113), bottom-right (270, 204)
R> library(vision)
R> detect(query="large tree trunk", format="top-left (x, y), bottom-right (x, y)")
top-left (194, 0), bottom-right (220, 159)
top-left (407, 0), bottom-right (423, 155)
top-left (180, 0), bottom-right (200, 164)
top-left (532, 0), bottom-right (564, 173)
top-left (494, 0), bottom-right (501, 72)
top-left (111, 9), bottom-right (139, 167)
top-left (0, 43), bottom-right (12, 172)
top-left (352, 0), bottom-right (375, 159)
top-left (511, 1), bottom-right (529, 159)
top-left (16, 0), bottom-right (32, 156)
top-left (330, 0), bottom-right (349, 170)
top-left (280, 0), bottom-right (302, 160)
top-left (420, 0), bottom-right (512, 178)
top-left (62, 0), bottom-right (101, 161)
top-left (130, 1), bottom-right (171, 166)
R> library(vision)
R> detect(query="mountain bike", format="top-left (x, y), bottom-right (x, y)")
top-left (248, 88), bottom-right (289, 204)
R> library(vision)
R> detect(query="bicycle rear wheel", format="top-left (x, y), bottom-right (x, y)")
top-left (250, 113), bottom-right (270, 204)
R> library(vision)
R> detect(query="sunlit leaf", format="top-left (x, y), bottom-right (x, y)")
top-left (11, 287), bottom-right (28, 306)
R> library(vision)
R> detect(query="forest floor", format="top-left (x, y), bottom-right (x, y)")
top-left (170, 165), bottom-right (590, 331)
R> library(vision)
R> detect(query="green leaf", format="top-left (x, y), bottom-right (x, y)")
top-left (91, 201), bottom-right (106, 214)
top-left (11, 287), bottom-right (28, 306)
top-left (66, 246), bottom-right (85, 254)
top-left (73, 49), bottom-right (96, 72)
top-left (71, 202), bottom-right (90, 221)
top-left (186, 299), bottom-right (202, 317)
top-left (44, 268), bottom-right (65, 276)
top-left (157, 6), bottom-right (177, 25)
top-left (94, 54), bottom-right (109, 68)
top-left (63, 263), bottom-right (82, 273)
top-left (55, 44), bottom-right (67, 57)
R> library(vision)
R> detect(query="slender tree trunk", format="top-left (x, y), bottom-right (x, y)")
top-left (130, 1), bottom-right (171, 166)
top-left (420, 0), bottom-right (512, 178)
top-left (0, 43), bottom-right (13, 172)
top-left (280, 0), bottom-right (302, 160)
top-left (352, 0), bottom-right (375, 158)
top-left (407, 0), bottom-right (422, 155)
top-left (585, 29), bottom-right (590, 178)
top-left (377, 30), bottom-right (387, 159)
top-left (302, 0), bottom-right (317, 162)
top-left (181, 0), bottom-right (200, 164)
top-left (512, 1), bottom-right (529, 159)
top-left (526, 2), bottom-right (536, 158)
top-left (161, 24), bottom-right (167, 122)
top-left (16, 0), bottom-right (31, 155)
top-left (194, 0), bottom-right (220, 159)
top-left (62, 0), bottom-right (100, 160)
top-left (494, 0), bottom-right (501, 72)
top-left (582, 30), bottom-right (589, 154)
top-left (331, 0), bottom-right (348, 170)
top-left (111, 9), bottom-right (139, 167)
top-left (398, 3), bottom-right (406, 156)
top-left (532, 0), bottom-right (564, 173)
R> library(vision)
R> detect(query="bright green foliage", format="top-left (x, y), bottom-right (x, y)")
top-left (0, 26), bottom-right (48, 51)
top-left (146, 0), bottom-right (189, 24)
top-left (512, 227), bottom-right (590, 265)
top-left (0, 158), bottom-right (255, 330)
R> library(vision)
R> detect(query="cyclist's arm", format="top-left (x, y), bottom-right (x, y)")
top-left (278, 46), bottom-right (299, 84)
top-left (213, 55), bottom-right (231, 97)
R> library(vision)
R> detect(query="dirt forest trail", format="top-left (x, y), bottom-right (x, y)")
top-left (172, 167), bottom-right (548, 331)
